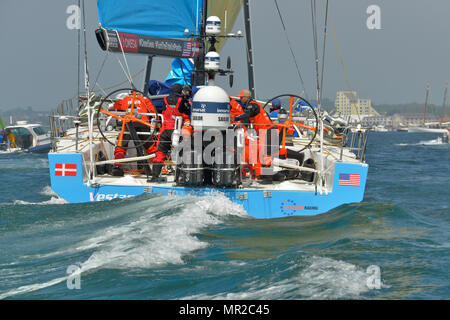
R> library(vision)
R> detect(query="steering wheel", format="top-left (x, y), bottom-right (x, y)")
top-left (96, 88), bottom-right (159, 150)
top-left (263, 94), bottom-right (319, 152)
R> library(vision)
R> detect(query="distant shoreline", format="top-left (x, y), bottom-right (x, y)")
top-left (1, 100), bottom-right (448, 120)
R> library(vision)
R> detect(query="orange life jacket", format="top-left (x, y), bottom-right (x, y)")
top-left (113, 96), bottom-right (155, 122)
top-left (230, 98), bottom-right (244, 123)
top-left (248, 100), bottom-right (273, 133)
top-left (238, 126), bottom-right (273, 180)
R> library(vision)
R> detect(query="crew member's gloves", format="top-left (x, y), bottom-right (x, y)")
top-left (182, 123), bottom-right (193, 137)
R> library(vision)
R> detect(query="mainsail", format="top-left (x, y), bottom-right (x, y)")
top-left (95, 0), bottom-right (244, 84)
top-left (96, 0), bottom-right (204, 58)
top-left (97, 0), bottom-right (203, 38)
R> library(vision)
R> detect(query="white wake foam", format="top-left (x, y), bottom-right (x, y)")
top-left (0, 194), bottom-right (247, 299)
top-left (13, 197), bottom-right (67, 206)
top-left (39, 186), bottom-right (58, 197)
top-left (294, 256), bottom-right (376, 299)
top-left (0, 276), bottom-right (68, 300)
top-left (396, 137), bottom-right (449, 146)
top-left (10, 186), bottom-right (66, 205)
top-left (80, 194), bottom-right (247, 270)
top-left (185, 255), bottom-right (387, 300)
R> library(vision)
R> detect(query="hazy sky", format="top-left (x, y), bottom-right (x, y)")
top-left (1, 0), bottom-right (450, 111)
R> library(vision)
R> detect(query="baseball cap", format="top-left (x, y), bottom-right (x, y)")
top-left (237, 89), bottom-right (252, 97)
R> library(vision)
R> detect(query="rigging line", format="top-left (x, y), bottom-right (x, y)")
top-left (327, 10), bottom-right (361, 122)
top-left (195, 0), bottom-right (200, 35)
top-left (320, 0), bottom-right (329, 107)
top-left (114, 30), bottom-right (135, 88)
top-left (81, 0), bottom-right (89, 93)
top-left (77, 0), bottom-right (81, 101)
top-left (94, 82), bottom-right (109, 97)
top-left (310, 0), bottom-right (320, 105)
top-left (92, 51), bottom-right (110, 93)
top-left (94, 68), bottom-right (146, 95)
top-left (94, 68), bottom-right (145, 93)
top-left (273, 0), bottom-right (308, 99)
top-left (113, 49), bottom-right (135, 88)
top-left (62, 68), bottom-right (146, 103)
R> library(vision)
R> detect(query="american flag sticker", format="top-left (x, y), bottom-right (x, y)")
top-left (55, 163), bottom-right (77, 177)
top-left (182, 42), bottom-right (192, 57)
top-left (182, 41), bottom-right (200, 58)
top-left (339, 173), bottom-right (360, 187)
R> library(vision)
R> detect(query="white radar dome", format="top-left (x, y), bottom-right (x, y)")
top-left (205, 51), bottom-right (220, 71)
top-left (191, 85), bottom-right (230, 130)
top-left (205, 16), bottom-right (221, 35)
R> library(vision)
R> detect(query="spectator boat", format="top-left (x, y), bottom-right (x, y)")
top-left (0, 121), bottom-right (51, 153)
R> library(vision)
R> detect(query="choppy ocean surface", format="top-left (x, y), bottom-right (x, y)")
top-left (0, 132), bottom-right (449, 300)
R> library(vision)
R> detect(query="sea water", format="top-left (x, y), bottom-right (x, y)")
top-left (0, 132), bottom-right (449, 299)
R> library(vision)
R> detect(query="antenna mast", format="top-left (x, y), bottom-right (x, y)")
top-left (423, 83), bottom-right (430, 126)
top-left (441, 81), bottom-right (448, 124)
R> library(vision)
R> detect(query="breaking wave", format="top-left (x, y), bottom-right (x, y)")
top-left (184, 255), bottom-right (388, 300)
top-left (0, 194), bottom-right (248, 299)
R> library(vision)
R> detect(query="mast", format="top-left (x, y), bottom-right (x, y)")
top-left (77, 0), bottom-right (81, 106)
top-left (310, 0), bottom-right (325, 193)
top-left (441, 81), bottom-right (448, 125)
top-left (243, 0), bottom-right (256, 97)
top-left (311, 0), bottom-right (320, 107)
top-left (81, 0), bottom-right (94, 182)
top-left (423, 83), bottom-right (430, 126)
top-left (194, 0), bottom-right (208, 86)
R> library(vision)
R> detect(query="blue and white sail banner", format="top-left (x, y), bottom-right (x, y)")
top-left (97, 0), bottom-right (203, 39)
top-left (95, 28), bottom-right (200, 58)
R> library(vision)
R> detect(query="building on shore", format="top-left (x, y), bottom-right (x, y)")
top-left (332, 91), bottom-right (446, 130)
top-left (362, 113), bottom-right (440, 130)
top-left (334, 91), bottom-right (379, 120)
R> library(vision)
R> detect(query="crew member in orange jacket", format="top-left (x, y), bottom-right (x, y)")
top-left (231, 89), bottom-right (279, 179)
top-left (232, 90), bottom-right (273, 134)
top-left (230, 97), bottom-right (244, 124)
top-left (112, 94), bottom-right (156, 176)
top-left (151, 83), bottom-right (191, 181)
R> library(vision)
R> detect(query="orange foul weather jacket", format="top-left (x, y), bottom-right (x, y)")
top-left (230, 98), bottom-right (244, 123)
top-left (232, 100), bottom-right (273, 133)
top-left (113, 95), bottom-right (156, 160)
top-left (112, 95), bottom-right (155, 122)
top-left (231, 99), bottom-right (280, 178)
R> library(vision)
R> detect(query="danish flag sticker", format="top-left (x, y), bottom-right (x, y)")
top-left (55, 163), bottom-right (77, 176)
